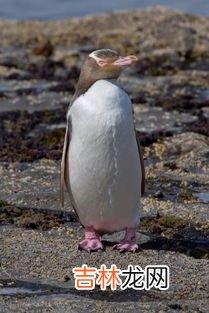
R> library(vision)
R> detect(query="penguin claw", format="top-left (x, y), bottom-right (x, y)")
top-left (113, 241), bottom-right (139, 253)
top-left (78, 239), bottom-right (104, 252)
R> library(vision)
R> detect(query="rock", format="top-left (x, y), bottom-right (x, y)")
top-left (160, 132), bottom-right (209, 172)
top-left (134, 105), bottom-right (197, 133)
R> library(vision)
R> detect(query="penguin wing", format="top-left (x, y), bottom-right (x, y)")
top-left (136, 132), bottom-right (145, 195)
top-left (60, 124), bottom-right (70, 208)
top-left (60, 119), bottom-right (71, 208)
top-left (60, 116), bottom-right (82, 228)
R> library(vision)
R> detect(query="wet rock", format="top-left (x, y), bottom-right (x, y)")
top-left (139, 214), bottom-right (193, 235)
top-left (0, 204), bottom-right (77, 230)
top-left (0, 109), bottom-right (67, 162)
top-left (185, 114), bottom-right (209, 136)
top-left (31, 39), bottom-right (54, 58)
top-left (168, 303), bottom-right (182, 310)
top-left (147, 132), bottom-right (209, 172)
top-left (134, 105), bottom-right (197, 133)
top-left (162, 132), bottom-right (209, 173)
top-left (0, 91), bottom-right (70, 113)
top-left (193, 193), bottom-right (209, 203)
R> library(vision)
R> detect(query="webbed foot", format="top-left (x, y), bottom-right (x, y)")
top-left (113, 240), bottom-right (138, 252)
top-left (78, 227), bottom-right (104, 252)
top-left (113, 228), bottom-right (139, 253)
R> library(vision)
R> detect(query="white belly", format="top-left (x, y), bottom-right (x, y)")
top-left (67, 80), bottom-right (141, 233)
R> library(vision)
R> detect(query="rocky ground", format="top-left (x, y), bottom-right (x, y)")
top-left (0, 6), bottom-right (209, 313)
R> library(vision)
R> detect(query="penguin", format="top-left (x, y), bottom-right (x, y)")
top-left (61, 49), bottom-right (145, 252)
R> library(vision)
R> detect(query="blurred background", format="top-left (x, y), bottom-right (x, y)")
top-left (0, 0), bottom-right (209, 20)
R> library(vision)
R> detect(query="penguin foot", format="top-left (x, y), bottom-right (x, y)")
top-left (113, 227), bottom-right (139, 253)
top-left (113, 240), bottom-right (138, 253)
top-left (78, 227), bottom-right (104, 252)
top-left (79, 239), bottom-right (104, 252)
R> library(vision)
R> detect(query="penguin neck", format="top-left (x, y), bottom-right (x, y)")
top-left (71, 74), bottom-right (95, 105)
top-left (107, 78), bottom-right (119, 86)
top-left (71, 77), bottom-right (118, 105)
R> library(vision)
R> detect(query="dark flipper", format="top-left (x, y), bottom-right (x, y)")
top-left (136, 132), bottom-right (145, 195)
top-left (60, 121), bottom-right (71, 208)
top-left (60, 115), bottom-right (82, 228)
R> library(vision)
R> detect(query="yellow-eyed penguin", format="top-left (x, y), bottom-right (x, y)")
top-left (61, 49), bottom-right (145, 252)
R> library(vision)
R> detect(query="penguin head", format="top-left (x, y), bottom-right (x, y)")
top-left (87, 48), bottom-right (138, 80)
top-left (72, 49), bottom-right (137, 103)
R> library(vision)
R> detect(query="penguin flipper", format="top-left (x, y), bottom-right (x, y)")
top-left (60, 119), bottom-right (71, 208)
top-left (136, 132), bottom-right (145, 195)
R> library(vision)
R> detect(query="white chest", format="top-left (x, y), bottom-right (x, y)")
top-left (66, 79), bottom-right (141, 232)
top-left (69, 79), bottom-right (133, 134)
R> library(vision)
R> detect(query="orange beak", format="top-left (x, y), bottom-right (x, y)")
top-left (98, 55), bottom-right (138, 68)
top-left (112, 55), bottom-right (138, 67)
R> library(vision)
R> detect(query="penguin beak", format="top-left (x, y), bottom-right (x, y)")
top-left (97, 55), bottom-right (138, 68)
top-left (112, 55), bottom-right (138, 67)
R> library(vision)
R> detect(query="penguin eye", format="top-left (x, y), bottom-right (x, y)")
top-left (97, 60), bottom-right (106, 66)
top-left (97, 59), bottom-right (111, 67)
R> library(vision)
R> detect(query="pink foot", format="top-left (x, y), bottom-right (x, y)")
top-left (78, 227), bottom-right (104, 252)
top-left (113, 228), bottom-right (139, 253)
